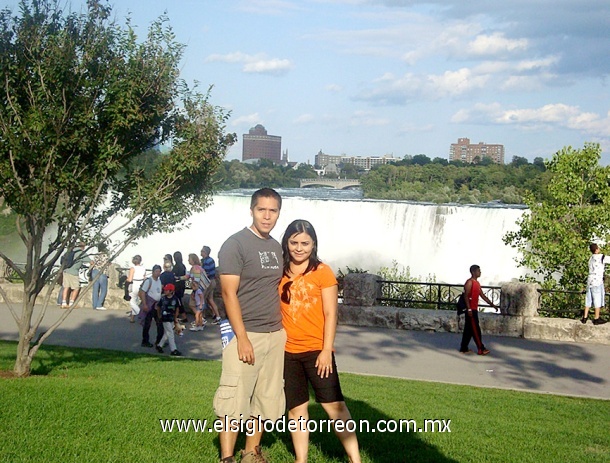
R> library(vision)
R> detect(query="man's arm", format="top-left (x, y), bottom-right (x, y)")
top-left (464, 279), bottom-right (474, 316)
top-left (480, 292), bottom-right (500, 312)
top-left (220, 274), bottom-right (255, 365)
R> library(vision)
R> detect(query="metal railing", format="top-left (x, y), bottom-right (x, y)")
top-left (537, 288), bottom-right (610, 319)
top-left (376, 280), bottom-right (501, 311)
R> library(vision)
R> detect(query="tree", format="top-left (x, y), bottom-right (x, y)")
top-left (411, 154), bottom-right (431, 166)
top-left (511, 156), bottom-right (530, 167)
top-left (0, 0), bottom-right (235, 376)
top-left (503, 143), bottom-right (610, 290)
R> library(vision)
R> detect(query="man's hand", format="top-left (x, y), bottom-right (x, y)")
top-left (237, 336), bottom-right (255, 365)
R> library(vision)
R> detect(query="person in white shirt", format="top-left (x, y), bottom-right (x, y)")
top-left (582, 243), bottom-right (608, 325)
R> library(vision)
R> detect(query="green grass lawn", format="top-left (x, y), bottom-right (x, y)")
top-left (0, 341), bottom-right (608, 463)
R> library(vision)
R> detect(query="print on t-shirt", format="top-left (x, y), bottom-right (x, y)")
top-left (259, 251), bottom-right (280, 270)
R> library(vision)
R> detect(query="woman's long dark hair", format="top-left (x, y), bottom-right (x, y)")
top-left (281, 219), bottom-right (321, 304)
top-left (281, 219), bottom-right (321, 276)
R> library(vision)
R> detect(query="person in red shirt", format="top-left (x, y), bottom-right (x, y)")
top-left (460, 264), bottom-right (499, 355)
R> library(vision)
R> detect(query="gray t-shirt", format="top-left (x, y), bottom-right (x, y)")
top-left (218, 227), bottom-right (283, 332)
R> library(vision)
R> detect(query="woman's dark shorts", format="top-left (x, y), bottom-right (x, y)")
top-left (284, 350), bottom-right (344, 411)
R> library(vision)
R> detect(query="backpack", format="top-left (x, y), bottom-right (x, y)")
top-left (456, 293), bottom-right (467, 315)
top-left (62, 250), bottom-right (76, 268)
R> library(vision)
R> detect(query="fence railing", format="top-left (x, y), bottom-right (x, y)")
top-left (376, 280), bottom-right (501, 311)
top-left (537, 288), bottom-right (609, 319)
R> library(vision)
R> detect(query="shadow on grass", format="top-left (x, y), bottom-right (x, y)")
top-left (0, 339), bottom-right (188, 376)
top-left (262, 394), bottom-right (458, 463)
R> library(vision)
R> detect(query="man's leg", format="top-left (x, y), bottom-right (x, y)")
top-left (460, 315), bottom-right (473, 352)
top-left (142, 308), bottom-right (154, 345)
top-left (154, 311), bottom-right (164, 345)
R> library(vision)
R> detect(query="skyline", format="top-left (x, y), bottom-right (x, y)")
top-left (4, 0), bottom-right (610, 164)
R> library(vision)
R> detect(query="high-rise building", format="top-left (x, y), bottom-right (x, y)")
top-left (449, 138), bottom-right (504, 164)
top-left (242, 124), bottom-right (281, 163)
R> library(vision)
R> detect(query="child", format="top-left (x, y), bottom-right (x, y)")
top-left (188, 279), bottom-right (207, 332)
top-left (156, 283), bottom-right (182, 356)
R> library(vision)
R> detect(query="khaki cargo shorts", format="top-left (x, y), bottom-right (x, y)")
top-left (213, 329), bottom-right (286, 421)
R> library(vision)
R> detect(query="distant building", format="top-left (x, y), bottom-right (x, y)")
top-left (449, 138), bottom-right (504, 164)
top-left (314, 150), bottom-right (398, 172)
top-left (242, 124), bottom-right (281, 163)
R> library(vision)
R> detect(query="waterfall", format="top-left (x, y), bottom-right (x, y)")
top-left (119, 191), bottom-right (527, 285)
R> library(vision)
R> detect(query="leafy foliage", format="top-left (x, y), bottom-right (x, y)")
top-left (503, 143), bottom-right (610, 290)
top-left (0, 0), bottom-right (235, 376)
top-left (360, 160), bottom-right (549, 204)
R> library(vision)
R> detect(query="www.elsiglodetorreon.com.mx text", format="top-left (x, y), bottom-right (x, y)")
top-left (159, 416), bottom-right (451, 435)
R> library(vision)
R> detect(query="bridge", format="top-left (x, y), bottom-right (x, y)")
top-left (299, 178), bottom-right (361, 189)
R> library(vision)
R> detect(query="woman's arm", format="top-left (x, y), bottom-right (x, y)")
top-left (316, 284), bottom-right (339, 378)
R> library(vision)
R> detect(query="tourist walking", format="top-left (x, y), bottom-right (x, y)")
top-left (459, 264), bottom-right (499, 355)
top-left (90, 242), bottom-right (110, 311)
top-left (139, 264), bottom-right (164, 348)
top-left (201, 245), bottom-right (222, 324)
top-left (156, 283), bottom-right (182, 356)
top-left (126, 255), bottom-right (146, 323)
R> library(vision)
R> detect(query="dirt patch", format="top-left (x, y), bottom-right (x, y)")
top-left (0, 369), bottom-right (18, 378)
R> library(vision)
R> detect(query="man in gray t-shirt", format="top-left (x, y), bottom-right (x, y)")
top-left (213, 188), bottom-right (286, 463)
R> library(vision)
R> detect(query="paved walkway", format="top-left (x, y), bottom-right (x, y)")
top-left (2, 304), bottom-right (610, 400)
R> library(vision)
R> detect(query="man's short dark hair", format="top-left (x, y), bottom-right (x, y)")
top-left (590, 243), bottom-right (599, 253)
top-left (469, 264), bottom-right (480, 274)
top-left (250, 188), bottom-right (282, 210)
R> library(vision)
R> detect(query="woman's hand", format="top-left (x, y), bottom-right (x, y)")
top-left (315, 349), bottom-right (333, 378)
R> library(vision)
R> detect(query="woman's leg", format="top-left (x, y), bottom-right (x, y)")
top-left (288, 402), bottom-right (310, 463)
top-left (320, 401), bottom-right (361, 463)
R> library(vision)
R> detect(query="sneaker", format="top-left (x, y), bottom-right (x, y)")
top-left (478, 349), bottom-right (491, 356)
top-left (219, 457), bottom-right (236, 463)
top-left (141, 341), bottom-right (153, 348)
top-left (213, 317), bottom-right (222, 325)
top-left (178, 332), bottom-right (184, 337)
top-left (580, 317), bottom-right (587, 324)
top-left (189, 325), bottom-right (204, 332)
top-left (459, 349), bottom-right (474, 354)
top-left (61, 302), bottom-right (69, 309)
top-left (190, 321), bottom-right (197, 327)
top-left (68, 301), bottom-right (75, 307)
top-left (95, 306), bottom-right (107, 311)
top-left (593, 318), bottom-right (607, 325)
top-left (155, 345), bottom-right (164, 353)
top-left (240, 446), bottom-right (268, 463)
top-left (170, 350), bottom-right (182, 356)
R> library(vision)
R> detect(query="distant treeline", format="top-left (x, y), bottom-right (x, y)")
top-left (360, 155), bottom-right (549, 204)
top-left (139, 151), bottom-right (550, 204)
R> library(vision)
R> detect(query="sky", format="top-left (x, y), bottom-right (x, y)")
top-left (5, 0), bottom-right (610, 164)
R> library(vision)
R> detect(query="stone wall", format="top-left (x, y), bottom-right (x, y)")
top-left (338, 274), bottom-right (610, 345)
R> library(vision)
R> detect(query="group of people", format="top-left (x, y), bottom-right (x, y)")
top-left (59, 241), bottom-right (110, 311)
top-left (124, 248), bottom-right (223, 356)
top-left (213, 188), bottom-right (361, 463)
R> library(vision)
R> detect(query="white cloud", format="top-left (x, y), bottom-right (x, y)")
top-left (294, 114), bottom-right (315, 124)
top-left (231, 113), bottom-right (263, 127)
top-left (466, 32), bottom-right (528, 56)
top-left (205, 52), bottom-right (294, 75)
top-left (357, 68), bottom-right (489, 104)
top-left (243, 58), bottom-right (294, 74)
top-left (350, 110), bottom-right (390, 127)
top-left (451, 103), bottom-right (610, 138)
top-left (325, 84), bottom-right (343, 93)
